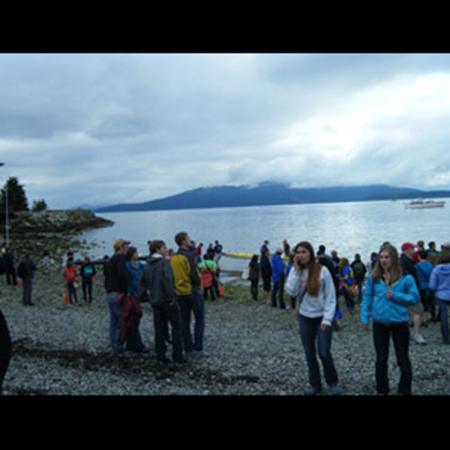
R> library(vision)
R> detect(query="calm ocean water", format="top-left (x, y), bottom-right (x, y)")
top-left (77, 199), bottom-right (450, 272)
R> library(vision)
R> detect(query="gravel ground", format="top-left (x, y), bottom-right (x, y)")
top-left (1, 270), bottom-right (450, 395)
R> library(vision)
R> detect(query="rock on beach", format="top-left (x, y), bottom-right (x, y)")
top-left (1, 270), bottom-right (450, 395)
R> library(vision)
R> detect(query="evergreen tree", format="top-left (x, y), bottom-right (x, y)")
top-left (0, 177), bottom-right (29, 212)
top-left (32, 199), bottom-right (48, 212)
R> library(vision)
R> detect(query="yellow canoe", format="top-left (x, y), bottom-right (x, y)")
top-left (223, 252), bottom-right (289, 261)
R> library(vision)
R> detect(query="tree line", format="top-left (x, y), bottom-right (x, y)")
top-left (0, 177), bottom-right (47, 213)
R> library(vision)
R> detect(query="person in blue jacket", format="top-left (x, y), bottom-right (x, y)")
top-left (271, 249), bottom-right (286, 309)
top-left (429, 248), bottom-right (450, 344)
top-left (361, 243), bottom-right (419, 396)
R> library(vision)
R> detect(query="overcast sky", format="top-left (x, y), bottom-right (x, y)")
top-left (1, 53), bottom-right (450, 209)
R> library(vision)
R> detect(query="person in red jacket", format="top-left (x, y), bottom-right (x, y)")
top-left (64, 259), bottom-right (78, 304)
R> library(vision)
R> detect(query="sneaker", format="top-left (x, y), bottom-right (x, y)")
top-left (328, 384), bottom-right (342, 395)
top-left (304, 386), bottom-right (322, 396)
top-left (414, 334), bottom-right (426, 345)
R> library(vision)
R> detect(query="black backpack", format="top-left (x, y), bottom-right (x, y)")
top-left (352, 261), bottom-right (366, 281)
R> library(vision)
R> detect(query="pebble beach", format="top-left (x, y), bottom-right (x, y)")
top-left (1, 268), bottom-right (450, 396)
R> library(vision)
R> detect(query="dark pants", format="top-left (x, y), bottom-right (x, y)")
top-left (355, 279), bottom-right (364, 303)
top-left (271, 278), bottom-right (286, 308)
top-left (153, 301), bottom-right (183, 361)
top-left (22, 278), bottom-right (33, 305)
top-left (213, 278), bottom-right (220, 297)
top-left (82, 279), bottom-right (93, 303)
top-left (373, 321), bottom-right (412, 395)
top-left (203, 286), bottom-right (216, 301)
top-left (250, 279), bottom-right (258, 300)
top-left (67, 282), bottom-right (78, 304)
top-left (6, 268), bottom-right (17, 286)
top-left (298, 314), bottom-right (338, 390)
top-left (0, 310), bottom-right (12, 395)
top-left (421, 290), bottom-right (435, 319)
top-left (437, 300), bottom-right (450, 344)
top-left (177, 292), bottom-right (205, 353)
top-left (340, 286), bottom-right (355, 312)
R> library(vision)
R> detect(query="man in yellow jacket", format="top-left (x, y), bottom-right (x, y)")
top-left (171, 231), bottom-right (206, 358)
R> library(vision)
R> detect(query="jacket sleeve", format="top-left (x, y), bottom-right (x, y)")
top-left (391, 275), bottom-right (420, 306)
top-left (321, 267), bottom-right (336, 327)
top-left (163, 260), bottom-right (177, 299)
top-left (285, 269), bottom-right (300, 297)
top-left (429, 267), bottom-right (438, 292)
top-left (360, 276), bottom-right (374, 325)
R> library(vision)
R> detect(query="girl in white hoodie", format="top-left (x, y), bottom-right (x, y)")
top-left (286, 241), bottom-right (340, 396)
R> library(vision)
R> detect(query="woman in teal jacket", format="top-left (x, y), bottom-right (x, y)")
top-left (360, 243), bottom-right (419, 395)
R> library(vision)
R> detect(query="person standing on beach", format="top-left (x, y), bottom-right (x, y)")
top-left (3, 247), bottom-right (17, 286)
top-left (361, 243), bottom-right (420, 395)
top-left (17, 254), bottom-right (37, 306)
top-left (338, 258), bottom-right (355, 316)
top-left (285, 241), bottom-right (340, 396)
top-left (248, 255), bottom-right (260, 301)
top-left (260, 249), bottom-right (272, 303)
top-left (271, 249), bottom-right (286, 309)
top-left (80, 256), bottom-right (96, 305)
top-left (141, 240), bottom-right (185, 364)
top-left (106, 239), bottom-right (131, 356)
top-left (213, 240), bottom-right (223, 263)
top-left (283, 240), bottom-right (290, 258)
top-left (0, 308), bottom-right (11, 395)
top-left (351, 254), bottom-right (367, 303)
top-left (400, 242), bottom-right (426, 345)
top-left (260, 240), bottom-right (270, 256)
top-left (171, 232), bottom-right (206, 359)
top-left (122, 247), bottom-right (147, 353)
top-left (429, 248), bottom-right (450, 345)
top-left (64, 259), bottom-right (78, 305)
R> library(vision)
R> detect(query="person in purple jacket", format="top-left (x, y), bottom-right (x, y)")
top-left (429, 247), bottom-right (450, 344)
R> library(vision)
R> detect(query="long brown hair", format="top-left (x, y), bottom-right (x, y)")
top-left (371, 243), bottom-right (402, 285)
top-left (293, 241), bottom-right (322, 297)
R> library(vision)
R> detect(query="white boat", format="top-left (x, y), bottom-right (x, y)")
top-left (405, 198), bottom-right (446, 209)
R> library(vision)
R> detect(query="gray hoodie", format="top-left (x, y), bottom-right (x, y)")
top-left (140, 254), bottom-right (177, 306)
top-left (285, 265), bottom-right (336, 326)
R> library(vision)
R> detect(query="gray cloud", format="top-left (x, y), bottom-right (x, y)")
top-left (1, 54), bottom-right (450, 208)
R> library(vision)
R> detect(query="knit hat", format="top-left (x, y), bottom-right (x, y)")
top-left (401, 242), bottom-right (415, 252)
top-left (113, 239), bottom-right (131, 251)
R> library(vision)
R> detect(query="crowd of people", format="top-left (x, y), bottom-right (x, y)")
top-left (246, 239), bottom-right (450, 395)
top-left (1, 236), bottom-right (450, 396)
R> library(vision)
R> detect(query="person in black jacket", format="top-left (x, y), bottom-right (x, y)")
top-left (141, 240), bottom-right (185, 364)
top-left (260, 249), bottom-right (272, 304)
top-left (80, 256), bottom-right (96, 304)
top-left (248, 255), bottom-right (260, 301)
top-left (3, 247), bottom-right (17, 286)
top-left (400, 242), bottom-right (426, 345)
top-left (0, 308), bottom-right (12, 395)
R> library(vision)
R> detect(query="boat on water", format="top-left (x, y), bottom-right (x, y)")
top-left (405, 198), bottom-right (446, 209)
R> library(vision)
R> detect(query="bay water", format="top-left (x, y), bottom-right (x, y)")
top-left (77, 198), bottom-right (450, 272)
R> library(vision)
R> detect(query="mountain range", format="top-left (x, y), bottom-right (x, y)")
top-left (94, 183), bottom-right (450, 213)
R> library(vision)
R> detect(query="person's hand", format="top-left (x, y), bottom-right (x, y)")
top-left (386, 290), bottom-right (393, 299)
top-left (320, 323), bottom-right (331, 331)
top-left (293, 254), bottom-right (302, 270)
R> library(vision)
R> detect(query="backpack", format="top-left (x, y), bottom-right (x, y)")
top-left (202, 268), bottom-right (214, 289)
top-left (352, 262), bottom-right (366, 281)
top-left (17, 261), bottom-right (30, 279)
top-left (0, 256), bottom-right (6, 275)
top-left (83, 265), bottom-right (94, 277)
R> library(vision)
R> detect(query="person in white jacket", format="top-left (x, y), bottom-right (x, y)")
top-left (286, 241), bottom-right (341, 396)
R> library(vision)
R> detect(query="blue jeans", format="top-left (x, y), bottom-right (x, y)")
top-left (107, 292), bottom-right (124, 354)
top-left (298, 314), bottom-right (338, 390)
top-left (67, 282), bottom-right (78, 304)
top-left (177, 292), bottom-right (205, 353)
top-left (438, 300), bottom-right (450, 344)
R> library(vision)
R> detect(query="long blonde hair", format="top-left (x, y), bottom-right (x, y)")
top-left (371, 244), bottom-right (402, 285)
